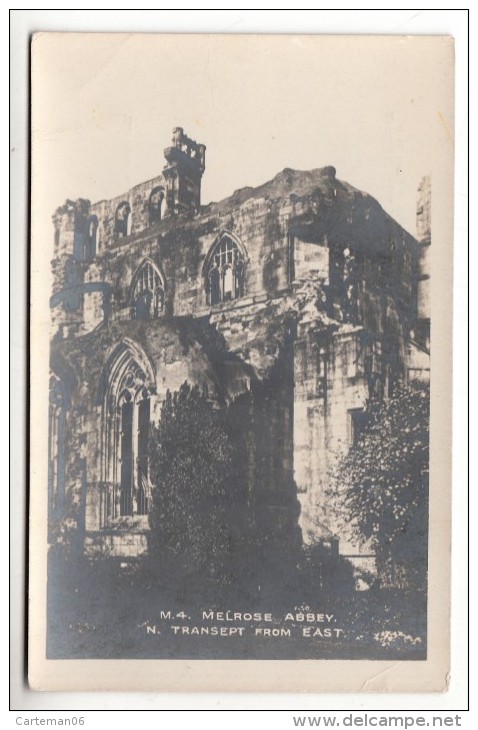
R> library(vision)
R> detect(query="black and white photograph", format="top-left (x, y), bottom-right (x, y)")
top-left (28, 32), bottom-right (454, 692)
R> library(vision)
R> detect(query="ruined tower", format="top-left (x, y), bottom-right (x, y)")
top-left (163, 127), bottom-right (206, 216)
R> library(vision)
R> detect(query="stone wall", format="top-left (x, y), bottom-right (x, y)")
top-left (90, 173), bottom-right (167, 254)
top-left (49, 142), bottom-right (422, 559)
top-left (294, 323), bottom-right (371, 541)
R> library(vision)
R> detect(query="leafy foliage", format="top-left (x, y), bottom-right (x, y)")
top-left (327, 380), bottom-right (429, 589)
top-left (148, 383), bottom-right (235, 579)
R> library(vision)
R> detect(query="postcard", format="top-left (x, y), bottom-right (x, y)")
top-left (29, 33), bottom-right (454, 692)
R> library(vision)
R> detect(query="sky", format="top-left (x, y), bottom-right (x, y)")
top-left (32, 33), bottom-right (454, 243)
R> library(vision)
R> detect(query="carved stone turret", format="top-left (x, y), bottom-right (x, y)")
top-left (415, 175), bottom-right (431, 350)
top-left (163, 127), bottom-right (206, 216)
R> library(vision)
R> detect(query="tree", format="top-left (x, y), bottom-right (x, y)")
top-left (148, 382), bottom-right (235, 579)
top-left (327, 380), bottom-right (429, 590)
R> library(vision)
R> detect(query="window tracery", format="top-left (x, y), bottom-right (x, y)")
top-left (130, 261), bottom-right (165, 320)
top-left (99, 343), bottom-right (155, 520)
top-left (205, 234), bottom-right (246, 305)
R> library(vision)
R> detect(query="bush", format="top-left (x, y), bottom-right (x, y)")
top-left (148, 383), bottom-right (235, 581)
top-left (327, 380), bottom-right (429, 591)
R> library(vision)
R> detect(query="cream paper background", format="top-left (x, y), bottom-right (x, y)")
top-left (28, 32), bottom-right (454, 693)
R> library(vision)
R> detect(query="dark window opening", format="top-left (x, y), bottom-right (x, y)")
top-left (137, 391), bottom-right (150, 515)
top-left (115, 202), bottom-right (132, 239)
top-left (118, 388), bottom-right (151, 517)
top-left (149, 187), bottom-right (165, 226)
top-left (348, 408), bottom-right (368, 446)
top-left (120, 393), bottom-right (133, 516)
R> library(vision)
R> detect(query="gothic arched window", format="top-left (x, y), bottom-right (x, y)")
top-left (205, 234), bottom-right (246, 305)
top-left (115, 201), bottom-right (132, 238)
top-left (148, 186), bottom-right (165, 226)
top-left (130, 261), bottom-right (165, 320)
top-left (98, 342), bottom-right (155, 520)
top-left (85, 215), bottom-right (98, 260)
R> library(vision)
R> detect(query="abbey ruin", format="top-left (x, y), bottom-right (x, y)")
top-left (48, 127), bottom-right (430, 565)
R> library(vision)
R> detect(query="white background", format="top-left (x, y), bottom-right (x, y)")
top-left (9, 7), bottom-right (469, 721)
